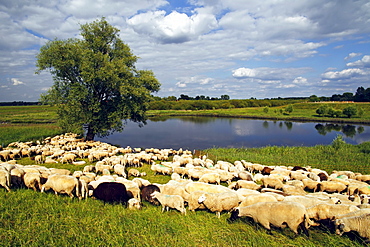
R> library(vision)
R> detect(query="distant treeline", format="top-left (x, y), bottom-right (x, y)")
top-left (148, 99), bottom-right (301, 110)
top-left (0, 101), bottom-right (39, 106)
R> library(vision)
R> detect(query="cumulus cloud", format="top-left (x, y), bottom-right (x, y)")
top-left (322, 68), bottom-right (368, 80)
top-left (127, 8), bottom-right (218, 43)
top-left (346, 55), bottom-right (370, 68)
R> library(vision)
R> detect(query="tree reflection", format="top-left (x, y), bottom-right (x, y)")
top-left (315, 123), bottom-right (359, 137)
top-left (284, 121), bottom-right (293, 130)
top-left (263, 121), bottom-right (269, 129)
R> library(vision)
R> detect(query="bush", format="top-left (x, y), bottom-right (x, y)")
top-left (343, 105), bottom-right (358, 118)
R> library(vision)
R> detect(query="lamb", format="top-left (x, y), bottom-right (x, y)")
top-left (151, 191), bottom-right (186, 215)
top-left (198, 191), bottom-right (239, 218)
top-left (306, 203), bottom-right (359, 222)
top-left (335, 213), bottom-right (370, 241)
top-left (229, 201), bottom-right (313, 236)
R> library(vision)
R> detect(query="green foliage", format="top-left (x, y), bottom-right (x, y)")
top-left (331, 134), bottom-right (346, 150)
top-left (342, 105), bottom-right (358, 118)
top-left (284, 104), bottom-right (293, 114)
top-left (36, 18), bottom-right (160, 140)
top-left (263, 106), bottom-right (269, 113)
top-left (316, 104), bottom-right (328, 116)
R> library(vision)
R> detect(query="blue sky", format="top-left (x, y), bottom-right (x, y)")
top-left (0, 0), bottom-right (370, 101)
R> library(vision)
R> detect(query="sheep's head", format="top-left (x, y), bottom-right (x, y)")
top-left (198, 194), bottom-right (207, 204)
top-left (334, 219), bottom-right (346, 235)
top-left (150, 191), bottom-right (159, 198)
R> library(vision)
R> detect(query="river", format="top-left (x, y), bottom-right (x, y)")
top-left (96, 116), bottom-right (370, 150)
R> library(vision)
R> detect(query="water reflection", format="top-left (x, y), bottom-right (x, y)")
top-left (96, 116), bottom-right (370, 150)
top-left (315, 124), bottom-right (363, 138)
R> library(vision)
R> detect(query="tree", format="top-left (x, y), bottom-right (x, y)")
top-left (316, 104), bottom-right (328, 116)
top-left (220, 95), bottom-right (230, 100)
top-left (342, 105), bottom-right (358, 118)
top-left (284, 104), bottom-right (293, 114)
top-left (36, 18), bottom-right (160, 141)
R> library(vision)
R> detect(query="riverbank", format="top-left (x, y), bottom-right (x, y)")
top-left (148, 102), bottom-right (370, 125)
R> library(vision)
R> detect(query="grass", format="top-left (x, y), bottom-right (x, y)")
top-left (148, 102), bottom-right (370, 124)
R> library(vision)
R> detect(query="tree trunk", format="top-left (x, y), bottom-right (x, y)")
top-left (86, 125), bottom-right (95, 141)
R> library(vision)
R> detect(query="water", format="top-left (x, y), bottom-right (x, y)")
top-left (96, 116), bottom-right (370, 150)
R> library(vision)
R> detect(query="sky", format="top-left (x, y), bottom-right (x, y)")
top-left (1, 0), bottom-right (370, 101)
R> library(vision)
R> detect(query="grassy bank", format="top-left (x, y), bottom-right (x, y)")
top-left (148, 102), bottom-right (370, 124)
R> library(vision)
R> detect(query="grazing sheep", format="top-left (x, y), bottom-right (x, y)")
top-left (199, 173), bottom-right (221, 185)
top-left (35, 155), bottom-right (44, 164)
top-left (0, 168), bottom-right (11, 192)
top-left (128, 198), bottom-right (142, 210)
top-left (261, 176), bottom-right (284, 190)
top-left (185, 182), bottom-right (232, 194)
top-left (229, 201), bottom-right (315, 236)
top-left (141, 184), bottom-right (161, 205)
top-left (335, 213), bottom-right (370, 241)
top-left (283, 195), bottom-right (339, 209)
top-left (41, 174), bottom-right (80, 199)
top-left (151, 191), bottom-right (186, 215)
top-left (302, 178), bottom-right (319, 192)
top-left (282, 184), bottom-right (307, 196)
top-left (187, 190), bottom-right (208, 211)
top-left (306, 203), bottom-right (359, 222)
top-left (23, 172), bottom-right (41, 191)
top-left (128, 168), bottom-right (141, 177)
top-left (198, 191), bottom-right (239, 218)
top-left (161, 183), bottom-right (190, 201)
top-left (239, 193), bottom-right (277, 207)
top-left (317, 181), bottom-right (347, 194)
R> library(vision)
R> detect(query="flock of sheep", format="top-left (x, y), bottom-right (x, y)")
top-left (1, 133), bottom-right (370, 243)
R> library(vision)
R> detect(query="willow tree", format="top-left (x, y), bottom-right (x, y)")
top-left (36, 18), bottom-right (160, 140)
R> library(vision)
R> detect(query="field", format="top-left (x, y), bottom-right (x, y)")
top-left (1, 104), bottom-right (370, 246)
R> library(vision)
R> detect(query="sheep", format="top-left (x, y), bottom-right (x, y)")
top-left (282, 184), bottom-right (307, 196)
top-left (10, 167), bottom-right (25, 188)
top-left (41, 174), bottom-right (81, 199)
top-left (239, 193), bottom-right (277, 207)
top-left (261, 176), bottom-right (284, 190)
top-left (141, 184), bottom-right (161, 205)
top-left (238, 171), bottom-right (253, 181)
top-left (128, 168), bottom-right (142, 177)
top-left (185, 182), bottom-right (232, 194)
top-left (151, 191), bottom-right (186, 215)
top-left (306, 203), bottom-right (359, 222)
top-left (161, 183), bottom-right (190, 201)
top-left (113, 164), bottom-right (126, 177)
top-left (35, 155), bottom-right (44, 164)
top-left (231, 180), bottom-right (261, 191)
top-left (229, 201), bottom-right (314, 236)
top-left (0, 168), bottom-right (11, 192)
top-left (198, 191), bottom-right (239, 218)
top-left (317, 181), bottom-right (347, 194)
top-left (335, 213), bottom-right (370, 241)
top-left (283, 195), bottom-right (338, 209)
top-left (302, 178), bottom-right (319, 192)
top-left (198, 172), bottom-right (220, 185)
top-left (60, 153), bottom-right (76, 164)
top-left (128, 198), bottom-right (142, 210)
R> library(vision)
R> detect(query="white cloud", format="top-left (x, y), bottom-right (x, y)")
top-left (346, 55), bottom-right (370, 68)
top-left (232, 67), bottom-right (310, 82)
top-left (322, 68), bottom-right (368, 80)
top-left (293, 77), bottom-right (308, 84)
top-left (127, 8), bottom-right (218, 43)
top-left (345, 52), bottom-right (362, 60)
top-left (176, 81), bottom-right (187, 88)
top-left (11, 78), bottom-right (25, 85)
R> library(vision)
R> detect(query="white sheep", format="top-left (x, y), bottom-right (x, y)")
top-left (198, 172), bottom-right (221, 185)
top-left (151, 191), bottom-right (186, 214)
top-left (306, 203), bottom-right (359, 222)
top-left (335, 213), bottom-right (370, 241)
top-left (230, 201), bottom-right (316, 236)
top-left (198, 191), bottom-right (239, 218)
top-left (128, 198), bottom-right (142, 210)
top-left (239, 193), bottom-right (277, 207)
